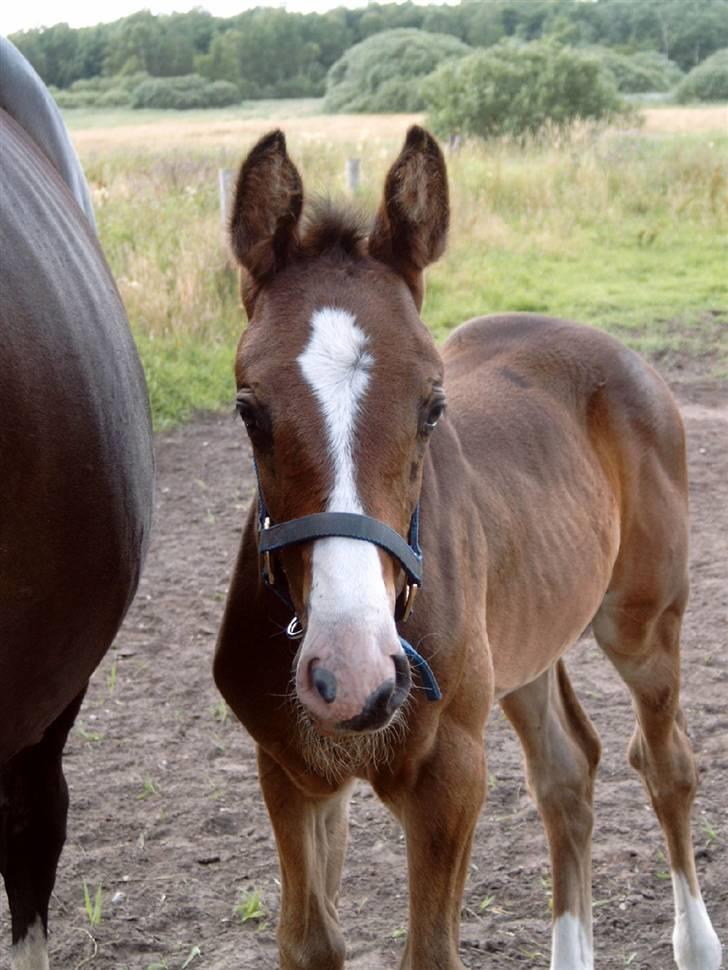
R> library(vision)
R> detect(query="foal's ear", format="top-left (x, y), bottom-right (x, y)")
top-left (368, 126), bottom-right (449, 311)
top-left (229, 129), bottom-right (303, 314)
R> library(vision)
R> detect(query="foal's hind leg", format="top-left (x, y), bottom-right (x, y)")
top-left (1, 689), bottom-right (86, 970)
top-left (593, 562), bottom-right (722, 968)
top-left (257, 748), bottom-right (351, 970)
top-left (501, 661), bottom-right (601, 970)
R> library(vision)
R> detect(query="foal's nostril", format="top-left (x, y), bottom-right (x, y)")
top-left (311, 665), bottom-right (337, 704)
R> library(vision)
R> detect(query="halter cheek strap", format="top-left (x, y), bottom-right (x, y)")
top-left (252, 462), bottom-right (441, 702)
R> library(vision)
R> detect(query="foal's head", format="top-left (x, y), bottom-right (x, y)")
top-left (230, 127), bottom-right (448, 736)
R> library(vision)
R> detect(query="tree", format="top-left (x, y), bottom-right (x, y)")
top-left (325, 28), bottom-right (470, 113)
top-left (424, 40), bottom-right (623, 141)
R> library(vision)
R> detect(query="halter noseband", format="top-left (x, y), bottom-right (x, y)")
top-left (253, 464), bottom-right (441, 702)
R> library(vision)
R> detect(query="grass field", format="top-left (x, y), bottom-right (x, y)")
top-left (66, 103), bottom-right (728, 426)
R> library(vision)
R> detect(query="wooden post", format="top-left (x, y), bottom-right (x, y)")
top-left (345, 157), bottom-right (361, 194)
top-left (218, 168), bottom-right (234, 230)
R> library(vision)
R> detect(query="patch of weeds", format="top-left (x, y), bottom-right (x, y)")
top-left (234, 888), bottom-right (267, 927)
top-left (655, 848), bottom-right (671, 880)
top-left (76, 722), bottom-right (104, 742)
top-left (83, 881), bottom-right (103, 927)
top-left (138, 778), bottom-right (161, 800)
top-left (181, 946), bottom-right (201, 968)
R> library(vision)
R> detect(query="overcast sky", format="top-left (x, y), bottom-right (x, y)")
top-left (2, 0), bottom-right (435, 37)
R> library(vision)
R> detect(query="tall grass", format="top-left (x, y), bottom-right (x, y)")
top-left (78, 114), bottom-right (727, 426)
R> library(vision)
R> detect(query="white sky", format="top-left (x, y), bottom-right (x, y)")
top-left (2, 0), bottom-right (449, 37)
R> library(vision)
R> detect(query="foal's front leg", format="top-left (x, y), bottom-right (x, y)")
top-left (377, 718), bottom-right (487, 970)
top-left (257, 748), bottom-right (351, 970)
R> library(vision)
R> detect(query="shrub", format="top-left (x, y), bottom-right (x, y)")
top-left (325, 28), bottom-right (470, 113)
top-left (676, 49), bottom-right (728, 102)
top-left (424, 40), bottom-right (623, 141)
top-left (586, 47), bottom-right (683, 93)
top-left (130, 74), bottom-right (240, 110)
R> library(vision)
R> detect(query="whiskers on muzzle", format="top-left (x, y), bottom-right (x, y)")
top-left (292, 691), bottom-right (410, 785)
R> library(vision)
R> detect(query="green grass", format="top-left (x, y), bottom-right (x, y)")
top-left (74, 115), bottom-right (727, 427)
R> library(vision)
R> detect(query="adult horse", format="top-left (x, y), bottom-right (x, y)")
top-left (0, 41), bottom-right (153, 970)
top-left (214, 128), bottom-right (722, 969)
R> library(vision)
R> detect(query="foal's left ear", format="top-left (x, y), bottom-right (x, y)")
top-left (368, 126), bottom-right (449, 311)
top-left (229, 129), bottom-right (303, 315)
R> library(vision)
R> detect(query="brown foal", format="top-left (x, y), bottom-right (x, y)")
top-left (214, 127), bottom-right (722, 970)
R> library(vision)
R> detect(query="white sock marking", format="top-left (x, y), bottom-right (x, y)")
top-left (11, 917), bottom-right (49, 970)
top-left (298, 307), bottom-right (391, 624)
top-left (671, 871), bottom-right (722, 970)
top-left (551, 913), bottom-right (594, 970)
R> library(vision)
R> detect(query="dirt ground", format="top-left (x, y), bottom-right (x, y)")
top-left (1, 361), bottom-right (726, 970)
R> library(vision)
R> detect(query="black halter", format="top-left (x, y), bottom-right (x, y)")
top-left (253, 462), bottom-right (441, 702)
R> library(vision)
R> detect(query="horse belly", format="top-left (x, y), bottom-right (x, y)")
top-left (486, 457), bottom-right (620, 698)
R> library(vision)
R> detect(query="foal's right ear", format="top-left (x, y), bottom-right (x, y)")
top-left (229, 130), bottom-right (303, 314)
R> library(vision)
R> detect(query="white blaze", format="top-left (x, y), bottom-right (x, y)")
top-left (11, 918), bottom-right (49, 970)
top-left (671, 871), bottom-right (722, 970)
top-left (298, 307), bottom-right (392, 624)
top-left (551, 913), bottom-right (594, 970)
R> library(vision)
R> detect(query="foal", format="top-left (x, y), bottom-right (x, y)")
top-left (214, 128), bottom-right (722, 970)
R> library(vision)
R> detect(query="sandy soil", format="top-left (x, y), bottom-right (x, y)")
top-left (1, 371), bottom-right (726, 970)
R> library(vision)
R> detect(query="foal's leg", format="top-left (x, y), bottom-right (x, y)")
top-left (1, 689), bottom-right (86, 970)
top-left (501, 662), bottom-right (601, 970)
top-left (376, 717), bottom-right (487, 970)
top-left (593, 591), bottom-right (722, 970)
top-left (257, 748), bottom-right (351, 970)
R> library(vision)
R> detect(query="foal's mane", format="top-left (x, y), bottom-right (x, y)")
top-left (299, 198), bottom-right (369, 262)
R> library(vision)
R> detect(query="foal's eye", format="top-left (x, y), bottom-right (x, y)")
top-left (422, 395), bottom-right (446, 435)
top-left (235, 391), bottom-right (259, 432)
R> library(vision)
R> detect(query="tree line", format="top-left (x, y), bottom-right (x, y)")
top-left (9, 0), bottom-right (728, 100)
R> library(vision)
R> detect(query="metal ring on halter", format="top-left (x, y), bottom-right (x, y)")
top-left (401, 582), bottom-right (419, 623)
top-left (286, 616), bottom-right (304, 639)
top-left (262, 517), bottom-right (274, 586)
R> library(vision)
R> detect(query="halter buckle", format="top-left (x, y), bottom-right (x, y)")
top-left (262, 516), bottom-right (275, 586)
top-left (286, 616), bottom-right (305, 639)
top-left (401, 581), bottom-right (419, 622)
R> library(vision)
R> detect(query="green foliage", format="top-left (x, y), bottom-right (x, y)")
top-left (130, 75), bottom-right (240, 110)
top-left (676, 49), bottom-right (728, 101)
top-left (586, 47), bottom-right (683, 93)
top-left (325, 28), bottom-right (470, 113)
top-left (425, 41), bottom-right (623, 141)
top-left (10, 1), bottom-right (728, 98)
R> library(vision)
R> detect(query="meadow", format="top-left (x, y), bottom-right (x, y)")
top-left (66, 103), bottom-right (728, 426)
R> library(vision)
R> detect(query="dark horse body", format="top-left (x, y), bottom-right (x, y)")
top-left (0, 105), bottom-right (153, 966)
top-left (215, 129), bottom-right (721, 968)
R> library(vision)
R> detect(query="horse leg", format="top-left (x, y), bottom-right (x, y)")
top-left (1, 688), bottom-right (86, 970)
top-left (593, 587), bottom-right (722, 970)
top-left (257, 748), bottom-right (350, 970)
top-left (501, 661), bottom-right (601, 970)
top-left (375, 717), bottom-right (486, 970)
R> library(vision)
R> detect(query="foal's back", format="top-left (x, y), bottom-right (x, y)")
top-left (441, 313), bottom-right (687, 692)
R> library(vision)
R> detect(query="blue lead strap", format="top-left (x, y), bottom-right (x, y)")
top-left (399, 637), bottom-right (442, 702)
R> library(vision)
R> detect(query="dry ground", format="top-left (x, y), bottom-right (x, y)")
top-left (1, 362), bottom-right (725, 970)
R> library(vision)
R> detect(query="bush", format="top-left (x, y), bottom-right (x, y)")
top-left (586, 47), bottom-right (683, 93)
top-left (424, 40), bottom-right (623, 141)
top-left (130, 74), bottom-right (240, 110)
top-left (676, 49), bottom-right (728, 102)
top-left (325, 28), bottom-right (470, 113)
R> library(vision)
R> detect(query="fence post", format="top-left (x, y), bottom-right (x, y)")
top-left (345, 157), bottom-right (361, 194)
top-left (218, 168), bottom-right (234, 230)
